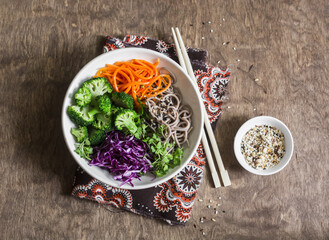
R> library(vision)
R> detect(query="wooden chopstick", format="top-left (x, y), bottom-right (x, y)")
top-left (171, 27), bottom-right (221, 188)
top-left (172, 27), bottom-right (231, 187)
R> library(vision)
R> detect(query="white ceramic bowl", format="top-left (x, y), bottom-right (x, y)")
top-left (234, 116), bottom-right (293, 175)
top-left (62, 48), bottom-right (204, 189)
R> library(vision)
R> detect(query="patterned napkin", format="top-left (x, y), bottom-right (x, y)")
top-left (72, 35), bottom-right (230, 225)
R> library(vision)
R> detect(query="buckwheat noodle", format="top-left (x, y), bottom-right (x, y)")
top-left (145, 86), bottom-right (192, 149)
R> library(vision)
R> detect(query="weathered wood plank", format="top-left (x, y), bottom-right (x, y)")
top-left (0, 0), bottom-right (328, 239)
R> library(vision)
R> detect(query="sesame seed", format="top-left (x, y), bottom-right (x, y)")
top-left (222, 42), bottom-right (226, 45)
top-left (201, 36), bottom-right (205, 40)
top-left (233, 47), bottom-right (237, 50)
top-left (210, 29), bottom-right (214, 32)
top-left (202, 232), bottom-right (206, 236)
top-left (198, 199), bottom-right (203, 202)
top-left (208, 21), bottom-right (211, 24)
top-left (241, 125), bottom-right (285, 169)
top-left (255, 78), bottom-right (259, 82)
top-left (237, 59), bottom-right (241, 62)
top-left (217, 203), bottom-right (221, 206)
top-left (218, 197), bottom-right (221, 199)
top-left (222, 18), bottom-right (225, 21)
top-left (253, 108), bottom-right (257, 111)
top-left (227, 106), bottom-right (231, 109)
top-left (217, 60), bottom-right (221, 64)
top-left (209, 200), bottom-right (212, 203)
top-left (215, 210), bottom-right (218, 214)
top-left (211, 218), bottom-right (216, 222)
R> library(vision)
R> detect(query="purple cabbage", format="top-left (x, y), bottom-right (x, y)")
top-left (90, 130), bottom-right (153, 186)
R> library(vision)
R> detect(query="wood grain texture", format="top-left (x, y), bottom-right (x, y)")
top-left (0, 0), bottom-right (328, 239)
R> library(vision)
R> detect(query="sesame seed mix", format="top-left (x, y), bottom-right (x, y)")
top-left (241, 125), bottom-right (285, 170)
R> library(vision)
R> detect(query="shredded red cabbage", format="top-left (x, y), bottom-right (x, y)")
top-left (90, 130), bottom-right (153, 186)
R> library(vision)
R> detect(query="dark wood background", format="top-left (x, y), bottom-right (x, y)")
top-left (0, 0), bottom-right (328, 239)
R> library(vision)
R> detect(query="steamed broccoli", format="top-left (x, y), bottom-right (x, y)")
top-left (89, 129), bottom-right (106, 146)
top-left (67, 105), bottom-right (100, 126)
top-left (110, 106), bottom-right (124, 126)
top-left (92, 112), bottom-right (113, 131)
top-left (70, 126), bottom-right (88, 143)
top-left (111, 91), bottom-right (134, 109)
top-left (96, 94), bottom-right (111, 113)
top-left (114, 109), bottom-right (140, 135)
top-left (74, 86), bottom-right (92, 106)
top-left (111, 105), bottom-right (125, 115)
top-left (83, 77), bottom-right (113, 101)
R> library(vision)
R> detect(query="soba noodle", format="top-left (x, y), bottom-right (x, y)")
top-left (145, 86), bottom-right (192, 148)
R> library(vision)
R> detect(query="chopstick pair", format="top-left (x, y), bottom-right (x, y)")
top-left (171, 27), bottom-right (231, 188)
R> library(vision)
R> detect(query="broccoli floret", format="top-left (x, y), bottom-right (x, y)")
top-left (83, 77), bottom-right (113, 101)
top-left (70, 126), bottom-right (88, 143)
top-left (111, 105), bottom-right (125, 115)
top-left (67, 105), bottom-right (100, 126)
top-left (114, 109), bottom-right (140, 135)
top-left (111, 91), bottom-right (134, 109)
top-left (110, 106), bottom-right (124, 126)
top-left (89, 129), bottom-right (106, 146)
top-left (93, 112), bottom-right (112, 131)
top-left (74, 86), bottom-right (92, 106)
top-left (96, 94), bottom-right (111, 113)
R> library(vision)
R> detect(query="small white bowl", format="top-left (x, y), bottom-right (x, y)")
top-left (234, 116), bottom-right (294, 175)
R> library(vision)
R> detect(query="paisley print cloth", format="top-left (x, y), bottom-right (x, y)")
top-left (72, 35), bottom-right (230, 225)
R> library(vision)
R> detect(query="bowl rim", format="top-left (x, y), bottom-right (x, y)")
top-left (233, 116), bottom-right (294, 175)
top-left (61, 47), bottom-right (204, 189)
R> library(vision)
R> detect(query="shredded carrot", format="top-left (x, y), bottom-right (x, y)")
top-left (94, 59), bottom-right (171, 106)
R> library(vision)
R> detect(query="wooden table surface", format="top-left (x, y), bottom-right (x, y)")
top-left (1, 0), bottom-right (328, 239)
